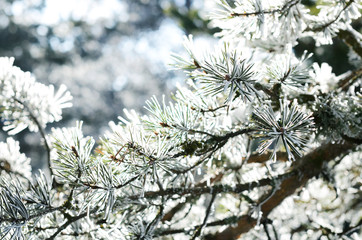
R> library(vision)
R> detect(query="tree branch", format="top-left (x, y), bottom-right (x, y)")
top-left (123, 170), bottom-right (296, 201)
top-left (337, 24), bottom-right (362, 58)
top-left (305, 0), bottom-right (355, 32)
top-left (191, 193), bottom-right (216, 239)
top-left (46, 207), bottom-right (99, 240)
top-left (205, 141), bottom-right (357, 240)
top-left (336, 66), bottom-right (362, 92)
top-left (13, 99), bottom-right (54, 180)
top-left (162, 172), bottom-right (224, 222)
top-left (0, 206), bottom-right (64, 224)
top-left (230, 0), bottom-right (299, 17)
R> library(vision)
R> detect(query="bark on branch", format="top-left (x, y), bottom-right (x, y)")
top-left (205, 141), bottom-right (357, 240)
top-left (337, 25), bottom-right (362, 58)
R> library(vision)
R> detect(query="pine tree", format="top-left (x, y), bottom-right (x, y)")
top-left (1, 0), bottom-right (362, 239)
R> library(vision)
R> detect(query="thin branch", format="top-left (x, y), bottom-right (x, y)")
top-left (173, 143), bottom-right (222, 174)
top-left (80, 174), bottom-right (140, 190)
top-left (145, 167), bottom-right (166, 235)
top-left (123, 170), bottom-right (296, 201)
top-left (157, 215), bottom-right (255, 237)
top-left (263, 222), bottom-right (272, 240)
top-left (338, 218), bottom-right (362, 237)
top-left (186, 128), bottom-right (218, 138)
top-left (0, 206), bottom-right (64, 224)
top-left (162, 172), bottom-right (224, 222)
top-left (271, 220), bottom-right (279, 240)
top-left (46, 207), bottom-right (99, 240)
top-left (198, 104), bottom-right (228, 113)
top-left (191, 193), bottom-right (217, 239)
top-left (13, 99), bottom-right (53, 178)
top-left (179, 128), bottom-right (256, 171)
top-left (214, 128), bottom-right (255, 141)
top-left (305, 0), bottom-right (355, 32)
top-left (230, 0), bottom-right (299, 17)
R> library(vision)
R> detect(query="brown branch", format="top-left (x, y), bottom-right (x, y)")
top-left (205, 141), bottom-right (357, 240)
top-left (197, 104), bottom-right (228, 113)
top-left (341, 134), bottom-right (362, 144)
top-left (336, 66), bottom-right (362, 92)
top-left (246, 152), bottom-right (288, 164)
top-left (337, 25), bottom-right (362, 58)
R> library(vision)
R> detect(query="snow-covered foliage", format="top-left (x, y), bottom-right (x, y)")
top-left (0, 57), bottom-right (72, 135)
top-left (0, 0), bottom-right (361, 239)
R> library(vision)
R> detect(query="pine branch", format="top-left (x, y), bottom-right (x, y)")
top-left (0, 163), bottom-right (31, 183)
top-left (191, 193), bottom-right (216, 239)
top-left (198, 104), bottom-right (229, 113)
top-left (205, 141), bottom-right (357, 240)
top-left (80, 174), bottom-right (140, 190)
top-left (337, 218), bottom-right (362, 237)
top-left (161, 151), bottom-right (288, 223)
top-left (171, 128), bottom-right (255, 173)
top-left (46, 207), bottom-right (99, 240)
top-left (123, 170), bottom-right (296, 201)
top-left (156, 215), bottom-right (244, 236)
top-left (162, 172), bottom-right (224, 222)
top-left (246, 152), bottom-right (288, 164)
top-left (154, 141), bottom-right (356, 238)
top-left (337, 25), bottom-right (362, 58)
top-left (230, 0), bottom-right (300, 17)
top-left (14, 98), bottom-right (53, 179)
top-left (336, 66), bottom-right (362, 92)
top-left (305, 0), bottom-right (355, 32)
top-left (0, 206), bottom-right (64, 224)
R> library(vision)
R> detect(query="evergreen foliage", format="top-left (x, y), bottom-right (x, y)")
top-left (0, 0), bottom-right (361, 239)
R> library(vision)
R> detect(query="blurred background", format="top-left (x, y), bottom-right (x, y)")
top-left (0, 0), bottom-right (218, 169)
top-left (0, 0), bottom-right (360, 170)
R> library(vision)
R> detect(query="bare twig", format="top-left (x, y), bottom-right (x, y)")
top-left (191, 193), bottom-right (217, 239)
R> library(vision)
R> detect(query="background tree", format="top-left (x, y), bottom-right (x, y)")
top-left (0, 0), bottom-right (362, 239)
top-left (0, 0), bottom-right (209, 169)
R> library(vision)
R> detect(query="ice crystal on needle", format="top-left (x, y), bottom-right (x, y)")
top-left (253, 100), bottom-right (314, 161)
